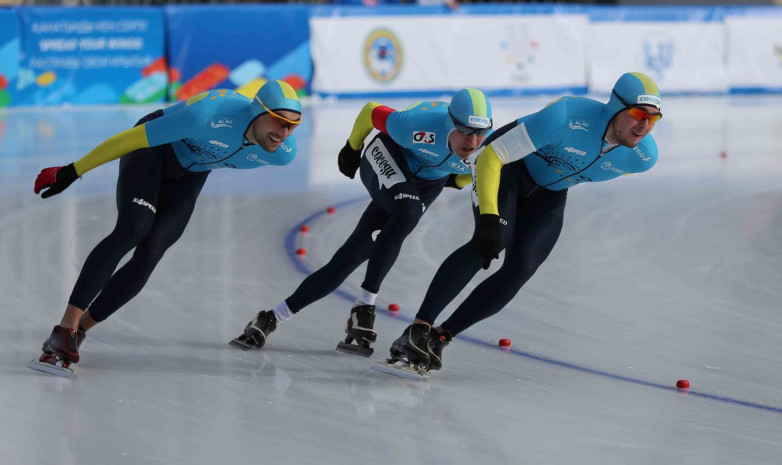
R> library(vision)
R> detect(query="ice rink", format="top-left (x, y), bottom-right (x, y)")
top-left (2, 94), bottom-right (782, 465)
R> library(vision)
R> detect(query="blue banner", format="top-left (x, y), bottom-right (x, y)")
top-left (14, 7), bottom-right (165, 106)
top-left (165, 5), bottom-right (311, 101)
top-left (0, 9), bottom-right (20, 108)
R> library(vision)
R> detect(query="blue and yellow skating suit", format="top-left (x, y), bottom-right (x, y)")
top-left (346, 101), bottom-right (490, 181)
top-left (474, 96), bottom-right (658, 215)
top-left (71, 81), bottom-right (299, 178)
top-left (147, 90), bottom-right (296, 172)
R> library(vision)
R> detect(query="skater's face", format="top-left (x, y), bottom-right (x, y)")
top-left (248, 109), bottom-right (301, 152)
top-left (448, 130), bottom-right (486, 160)
top-left (608, 104), bottom-right (660, 148)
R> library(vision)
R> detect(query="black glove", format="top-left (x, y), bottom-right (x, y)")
top-left (34, 163), bottom-right (79, 199)
top-left (337, 140), bottom-right (362, 179)
top-left (472, 214), bottom-right (502, 270)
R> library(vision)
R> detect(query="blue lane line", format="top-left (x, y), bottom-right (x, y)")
top-left (285, 198), bottom-right (782, 415)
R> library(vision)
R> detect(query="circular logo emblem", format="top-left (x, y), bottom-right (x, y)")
top-left (364, 29), bottom-right (403, 83)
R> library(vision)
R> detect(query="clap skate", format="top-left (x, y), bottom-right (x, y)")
top-left (336, 304), bottom-right (376, 357)
top-left (230, 310), bottom-right (277, 350)
top-left (27, 325), bottom-right (85, 378)
top-left (370, 323), bottom-right (432, 381)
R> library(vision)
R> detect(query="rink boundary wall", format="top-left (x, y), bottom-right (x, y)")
top-left (0, 4), bottom-right (781, 107)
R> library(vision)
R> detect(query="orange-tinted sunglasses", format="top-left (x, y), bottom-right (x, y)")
top-left (260, 100), bottom-right (302, 130)
top-left (627, 106), bottom-right (663, 124)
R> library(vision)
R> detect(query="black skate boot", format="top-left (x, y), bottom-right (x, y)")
top-left (28, 325), bottom-right (86, 378)
top-left (230, 310), bottom-right (277, 350)
top-left (336, 304), bottom-right (376, 357)
top-left (427, 329), bottom-right (452, 371)
top-left (371, 324), bottom-right (433, 381)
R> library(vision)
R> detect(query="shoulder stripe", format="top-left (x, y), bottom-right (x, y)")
top-left (371, 105), bottom-right (394, 134)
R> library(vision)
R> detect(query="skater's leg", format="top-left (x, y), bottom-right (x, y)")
top-left (412, 242), bottom-right (485, 326)
top-left (86, 170), bottom-right (209, 322)
top-left (66, 147), bottom-right (166, 321)
top-left (63, 110), bottom-right (168, 329)
top-left (360, 182), bottom-right (426, 293)
top-left (285, 202), bottom-right (387, 312)
top-left (357, 133), bottom-right (446, 295)
top-left (414, 160), bottom-right (521, 326)
top-left (440, 188), bottom-right (567, 336)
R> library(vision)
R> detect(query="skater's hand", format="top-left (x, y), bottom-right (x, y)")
top-left (444, 174), bottom-right (460, 189)
top-left (34, 163), bottom-right (79, 199)
top-left (338, 140), bottom-right (362, 179)
top-left (472, 214), bottom-right (502, 270)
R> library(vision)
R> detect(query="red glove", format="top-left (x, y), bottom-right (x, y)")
top-left (34, 163), bottom-right (78, 199)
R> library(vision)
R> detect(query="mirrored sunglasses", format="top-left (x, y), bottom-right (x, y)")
top-left (627, 106), bottom-right (663, 124)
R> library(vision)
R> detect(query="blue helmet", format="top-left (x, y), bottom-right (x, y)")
top-left (448, 88), bottom-right (492, 133)
top-left (606, 72), bottom-right (662, 119)
top-left (251, 80), bottom-right (302, 118)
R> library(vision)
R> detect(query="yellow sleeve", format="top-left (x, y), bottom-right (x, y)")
top-left (475, 144), bottom-right (505, 216)
top-left (454, 173), bottom-right (473, 189)
top-left (72, 125), bottom-right (151, 176)
top-left (347, 102), bottom-right (381, 150)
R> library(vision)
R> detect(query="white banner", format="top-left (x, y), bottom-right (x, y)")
top-left (587, 21), bottom-right (728, 94)
top-left (725, 16), bottom-right (782, 89)
top-left (310, 14), bottom-right (588, 95)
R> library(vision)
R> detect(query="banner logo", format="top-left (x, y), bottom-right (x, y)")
top-left (640, 37), bottom-right (674, 82)
top-left (364, 29), bottom-right (403, 83)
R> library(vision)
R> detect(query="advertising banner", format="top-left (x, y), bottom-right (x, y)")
top-left (165, 5), bottom-right (311, 102)
top-left (0, 9), bottom-right (19, 108)
top-left (14, 7), bottom-right (165, 106)
top-left (311, 13), bottom-right (588, 97)
top-left (725, 16), bottom-right (782, 92)
top-left (587, 14), bottom-right (728, 94)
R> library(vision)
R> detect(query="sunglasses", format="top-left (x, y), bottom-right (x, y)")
top-left (450, 114), bottom-right (491, 137)
top-left (260, 100), bottom-right (302, 131)
top-left (612, 90), bottom-right (663, 124)
top-left (627, 106), bottom-right (662, 124)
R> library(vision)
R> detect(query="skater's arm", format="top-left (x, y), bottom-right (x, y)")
top-left (446, 173), bottom-right (472, 190)
top-left (474, 145), bottom-right (505, 215)
top-left (346, 102), bottom-right (395, 151)
top-left (74, 94), bottom-right (206, 176)
top-left (72, 126), bottom-right (150, 176)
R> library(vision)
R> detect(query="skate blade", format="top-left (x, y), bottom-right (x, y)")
top-left (335, 342), bottom-right (374, 358)
top-left (27, 359), bottom-right (73, 378)
top-left (371, 361), bottom-right (430, 381)
top-left (228, 337), bottom-right (254, 351)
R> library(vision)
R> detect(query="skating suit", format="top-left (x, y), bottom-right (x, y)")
top-left (69, 90), bottom-right (297, 321)
top-left (284, 100), bottom-right (485, 311)
top-left (377, 100), bottom-right (474, 179)
top-left (417, 96), bottom-right (658, 336)
top-left (72, 89), bottom-right (296, 177)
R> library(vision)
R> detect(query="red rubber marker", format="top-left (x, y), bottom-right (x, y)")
top-left (327, 207), bottom-right (336, 214)
top-left (299, 225), bottom-right (310, 233)
top-left (388, 303), bottom-right (399, 311)
top-left (295, 248), bottom-right (306, 256)
top-left (498, 339), bottom-right (511, 347)
top-left (676, 379), bottom-right (690, 389)
top-left (720, 151), bottom-right (728, 159)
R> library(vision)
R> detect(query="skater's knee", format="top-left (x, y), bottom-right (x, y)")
top-left (388, 200), bottom-right (424, 231)
top-left (112, 215), bottom-right (154, 246)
